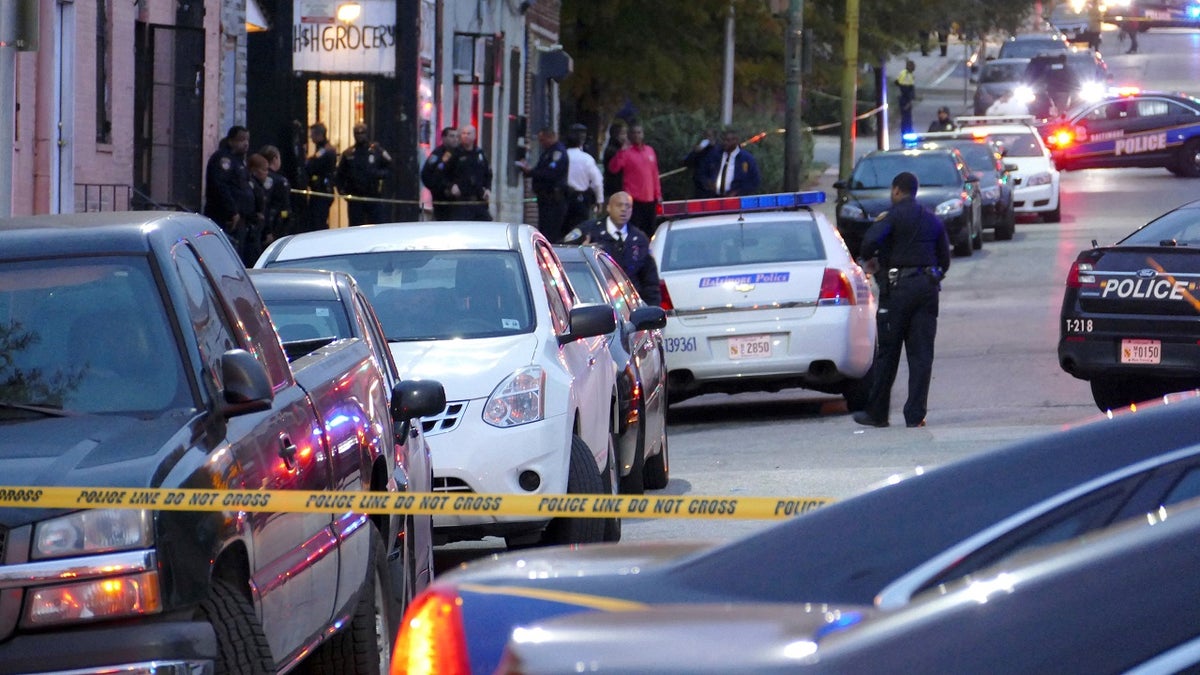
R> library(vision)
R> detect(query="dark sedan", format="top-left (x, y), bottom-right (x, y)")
top-left (556, 244), bottom-right (670, 494)
top-left (1059, 199), bottom-right (1200, 410)
top-left (971, 57), bottom-right (1030, 115)
top-left (834, 147), bottom-right (982, 257)
top-left (391, 392), bottom-right (1200, 674)
top-left (907, 133), bottom-right (1017, 240)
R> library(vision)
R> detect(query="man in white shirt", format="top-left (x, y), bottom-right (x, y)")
top-left (564, 124), bottom-right (604, 231)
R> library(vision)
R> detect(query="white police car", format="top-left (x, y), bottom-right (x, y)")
top-left (957, 115), bottom-right (1062, 222)
top-left (649, 192), bottom-right (877, 408)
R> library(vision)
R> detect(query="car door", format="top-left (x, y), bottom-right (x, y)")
top-left (1067, 99), bottom-right (1137, 169)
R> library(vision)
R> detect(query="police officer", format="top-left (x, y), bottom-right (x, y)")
top-left (564, 124), bottom-right (604, 232)
top-left (258, 145), bottom-right (293, 240)
top-left (303, 122), bottom-right (338, 232)
top-left (570, 191), bottom-right (662, 306)
top-left (852, 171), bottom-right (950, 429)
top-left (203, 125), bottom-right (256, 258)
top-left (448, 124), bottom-right (493, 221)
top-left (337, 123), bottom-right (393, 226)
top-left (517, 127), bottom-right (570, 242)
top-left (421, 126), bottom-right (459, 221)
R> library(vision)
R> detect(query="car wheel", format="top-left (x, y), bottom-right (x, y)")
top-left (619, 421), bottom-right (647, 495)
top-left (995, 207), bottom-right (1016, 241)
top-left (972, 218), bottom-right (983, 250)
top-left (1174, 139), bottom-right (1200, 178)
top-left (301, 524), bottom-right (395, 675)
top-left (542, 435), bottom-right (608, 545)
top-left (952, 226), bottom-right (973, 257)
top-left (1043, 204), bottom-right (1061, 223)
top-left (200, 578), bottom-right (275, 675)
top-left (602, 435), bottom-right (622, 543)
top-left (643, 430), bottom-right (670, 491)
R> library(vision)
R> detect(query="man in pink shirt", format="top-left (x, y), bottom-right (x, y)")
top-left (607, 121), bottom-right (662, 235)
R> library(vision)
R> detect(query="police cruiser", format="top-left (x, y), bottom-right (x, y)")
top-left (956, 115), bottom-right (1062, 222)
top-left (1041, 88), bottom-right (1200, 176)
top-left (1059, 198), bottom-right (1200, 410)
top-left (648, 191), bottom-right (877, 408)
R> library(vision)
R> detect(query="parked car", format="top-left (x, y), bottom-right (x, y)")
top-left (0, 212), bottom-right (443, 674)
top-left (555, 245), bottom-right (670, 494)
top-left (972, 57), bottom-right (1032, 115)
top-left (834, 147), bottom-right (983, 256)
top-left (957, 114), bottom-right (1063, 222)
top-left (1047, 2), bottom-right (1102, 46)
top-left (647, 192), bottom-right (876, 409)
top-left (249, 267), bottom-right (443, 601)
top-left (996, 32), bottom-right (1070, 59)
top-left (390, 391), bottom-right (1200, 674)
top-left (257, 221), bottom-right (620, 548)
top-left (905, 133), bottom-right (1018, 240)
top-left (1020, 47), bottom-right (1109, 119)
top-left (497, 497), bottom-right (1200, 673)
top-left (1059, 198), bottom-right (1200, 409)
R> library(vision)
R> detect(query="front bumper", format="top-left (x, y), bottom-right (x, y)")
top-left (0, 620), bottom-right (215, 675)
top-left (1013, 175), bottom-right (1059, 214)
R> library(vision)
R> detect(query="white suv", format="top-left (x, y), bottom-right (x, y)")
top-left (258, 222), bottom-right (619, 548)
top-left (956, 115), bottom-right (1063, 222)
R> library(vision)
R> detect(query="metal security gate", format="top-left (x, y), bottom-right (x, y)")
top-left (134, 23), bottom-right (204, 212)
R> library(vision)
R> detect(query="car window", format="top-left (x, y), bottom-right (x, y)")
top-left (1136, 99), bottom-right (1171, 118)
top-left (1163, 468), bottom-right (1200, 503)
top-left (948, 143), bottom-right (999, 172)
top-left (266, 250), bottom-right (534, 340)
top-left (981, 62), bottom-right (1027, 83)
top-left (660, 219), bottom-right (825, 271)
top-left (562, 260), bottom-right (606, 304)
top-left (999, 37), bottom-right (1067, 59)
top-left (1120, 206), bottom-right (1200, 246)
top-left (984, 132), bottom-right (1043, 157)
top-left (851, 153), bottom-right (961, 188)
top-left (1082, 100), bottom-right (1134, 122)
top-left (595, 253), bottom-right (645, 312)
top-left (535, 243), bottom-right (572, 334)
top-left (261, 298), bottom-right (351, 342)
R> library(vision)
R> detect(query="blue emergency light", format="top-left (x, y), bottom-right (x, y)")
top-left (657, 191), bottom-right (826, 218)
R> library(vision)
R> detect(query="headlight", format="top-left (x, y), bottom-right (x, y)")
top-left (1026, 172), bottom-right (1053, 186)
top-left (982, 185), bottom-right (1001, 201)
top-left (1078, 80), bottom-right (1105, 102)
top-left (935, 198), bottom-right (964, 217)
top-left (1014, 85), bottom-right (1035, 104)
top-left (33, 509), bottom-right (154, 560)
top-left (839, 203), bottom-right (865, 220)
top-left (483, 366), bottom-right (545, 428)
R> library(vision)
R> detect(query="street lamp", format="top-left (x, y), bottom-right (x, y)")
top-left (337, 2), bottom-right (362, 23)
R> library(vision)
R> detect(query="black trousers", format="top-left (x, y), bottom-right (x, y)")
top-left (347, 199), bottom-right (386, 227)
top-left (537, 196), bottom-right (568, 243)
top-left (864, 273), bottom-right (939, 425)
top-left (631, 200), bottom-right (658, 237)
top-left (564, 191), bottom-right (594, 234)
top-left (303, 195), bottom-right (333, 232)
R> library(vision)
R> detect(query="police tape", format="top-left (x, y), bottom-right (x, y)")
top-left (0, 487), bottom-right (833, 520)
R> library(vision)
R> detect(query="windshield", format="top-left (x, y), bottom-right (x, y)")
top-left (946, 143), bottom-right (1000, 173)
top-left (1120, 205), bottom-right (1200, 247)
top-left (0, 256), bottom-right (191, 416)
top-left (850, 154), bottom-right (962, 189)
top-left (267, 250), bottom-right (534, 340)
top-left (661, 219), bottom-right (826, 272)
top-left (981, 61), bottom-right (1029, 83)
top-left (999, 37), bottom-right (1067, 59)
top-left (982, 132), bottom-right (1044, 158)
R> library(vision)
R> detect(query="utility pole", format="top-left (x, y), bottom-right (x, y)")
top-left (838, 0), bottom-right (860, 181)
top-left (721, 2), bottom-right (734, 126)
top-left (783, 0), bottom-right (804, 190)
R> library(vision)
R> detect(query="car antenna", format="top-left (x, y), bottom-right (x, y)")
top-left (1091, 238), bottom-right (1098, 248)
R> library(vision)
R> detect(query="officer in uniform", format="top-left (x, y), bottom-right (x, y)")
top-left (853, 171), bottom-right (950, 429)
top-left (518, 127), bottom-right (570, 242)
top-left (336, 123), bottom-right (393, 226)
top-left (568, 191), bottom-right (662, 306)
top-left (421, 126), bottom-right (459, 221)
top-left (303, 122), bottom-right (338, 232)
top-left (448, 124), bottom-right (493, 221)
top-left (203, 125), bottom-right (256, 259)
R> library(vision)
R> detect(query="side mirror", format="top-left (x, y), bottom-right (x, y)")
top-left (220, 349), bottom-right (274, 417)
top-left (1004, 162), bottom-right (1019, 172)
top-left (391, 379), bottom-right (447, 423)
top-left (629, 306), bottom-right (667, 331)
top-left (559, 304), bottom-right (617, 345)
top-left (832, 180), bottom-right (846, 190)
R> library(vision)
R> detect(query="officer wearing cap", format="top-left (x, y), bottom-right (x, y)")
top-left (517, 127), bottom-right (570, 242)
top-left (928, 106), bottom-right (955, 132)
top-left (853, 171), bottom-right (950, 429)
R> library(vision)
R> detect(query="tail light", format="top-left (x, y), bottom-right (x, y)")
top-left (818, 268), bottom-right (856, 306)
top-left (659, 281), bottom-right (674, 311)
top-left (1066, 260), bottom-right (1095, 289)
top-left (391, 587), bottom-right (469, 675)
top-left (1047, 128), bottom-right (1074, 148)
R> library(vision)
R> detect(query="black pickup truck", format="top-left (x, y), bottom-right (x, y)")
top-left (0, 213), bottom-right (444, 674)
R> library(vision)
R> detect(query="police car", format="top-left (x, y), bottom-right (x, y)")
top-left (648, 191), bottom-right (877, 408)
top-left (1059, 198), bottom-right (1200, 410)
top-left (957, 115), bottom-right (1062, 222)
top-left (1040, 89), bottom-right (1200, 176)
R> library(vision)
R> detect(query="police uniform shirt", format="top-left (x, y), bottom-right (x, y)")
top-left (339, 143), bottom-right (392, 197)
top-left (531, 142), bottom-right (569, 198)
top-left (860, 196), bottom-right (951, 274)
top-left (605, 217), bottom-right (628, 242)
top-left (306, 142), bottom-right (338, 192)
top-left (566, 147), bottom-right (604, 205)
top-left (451, 146), bottom-right (492, 199)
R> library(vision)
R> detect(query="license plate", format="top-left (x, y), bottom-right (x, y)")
top-left (1121, 339), bottom-right (1161, 364)
top-left (729, 335), bottom-right (773, 360)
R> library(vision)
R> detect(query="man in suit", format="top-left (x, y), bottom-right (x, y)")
top-left (711, 127), bottom-right (761, 197)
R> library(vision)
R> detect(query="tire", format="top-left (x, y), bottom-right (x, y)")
top-left (200, 578), bottom-right (275, 675)
top-left (994, 207), bottom-right (1015, 241)
top-left (643, 430), bottom-right (670, 491)
top-left (841, 376), bottom-right (871, 412)
top-left (1089, 376), bottom-right (1176, 412)
top-left (1043, 204), bottom-right (1061, 223)
top-left (1175, 139), bottom-right (1200, 178)
top-left (952, 227), bottom-right (973, 257)
top-left (972, 217), bottom-right (983, 250)
top-left (542, 435), bottom-right (607, 545)
top-left (602, 436), bottom-right (622, 543)
top-left (302, 525), bottom-right (395, 675)
top-left (618, 421), bottom-right (647, 495)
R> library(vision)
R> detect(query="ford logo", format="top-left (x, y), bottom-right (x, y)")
top-left (1136, 268), bottom-right (1157, 278)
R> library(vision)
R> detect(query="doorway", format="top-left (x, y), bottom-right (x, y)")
top-left (304, 78), bottom-right (367, 229)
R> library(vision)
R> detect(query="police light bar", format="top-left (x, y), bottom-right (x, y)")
top-left (657, 191), bottom-right (826, 218)
top-left (956, 115), bottom-right (1036, 128)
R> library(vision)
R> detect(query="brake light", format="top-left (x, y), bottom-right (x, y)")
top-left (818, 268), bottom-right (856, 306)
top-left (659, 281), bottom-right (674, 311)
top-left (391, 587), bottom-right (470, 675)
top-left (1047, 128), bottom-right (1074, 148)
top-left (1066, 261), bottom-right (1095, 289)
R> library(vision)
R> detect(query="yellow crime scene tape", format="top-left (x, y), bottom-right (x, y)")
top-left (0, 486), bottom-right (833, 520)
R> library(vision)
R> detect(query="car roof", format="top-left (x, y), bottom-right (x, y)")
top-left (660, 207), bottom-right (824, 231)
top-left (258, 221), bottom-right (531, 264)
top-left (247, 267), bottom-right (349, 302)
top-left (982, 57), bottom-right (1032, 67)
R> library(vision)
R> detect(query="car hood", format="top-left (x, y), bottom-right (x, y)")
top-left (388, 334), bottom-right (539, 399)
top-left (0, 413), bottom-right (195, 527)
top-left (841, 187), bottom-right (964, 219)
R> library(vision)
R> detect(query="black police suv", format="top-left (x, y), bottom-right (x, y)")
top-left (1060, 198), bottom-right (1200, 410)
top-left (1021, 48), bottom-right (1109, 120)
top-left (834, 148), bottom-right (982, 257)
top-left (1041, 90), bottom-right (1200, 176)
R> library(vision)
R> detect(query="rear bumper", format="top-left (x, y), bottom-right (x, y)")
top-left (1059, 335), bottom-right (1200, 381)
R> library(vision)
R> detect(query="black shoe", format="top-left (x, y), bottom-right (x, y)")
top-left (853, 412), bottom-right (889, 428)
top-left (906, 419), bottom-right (927, 428)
